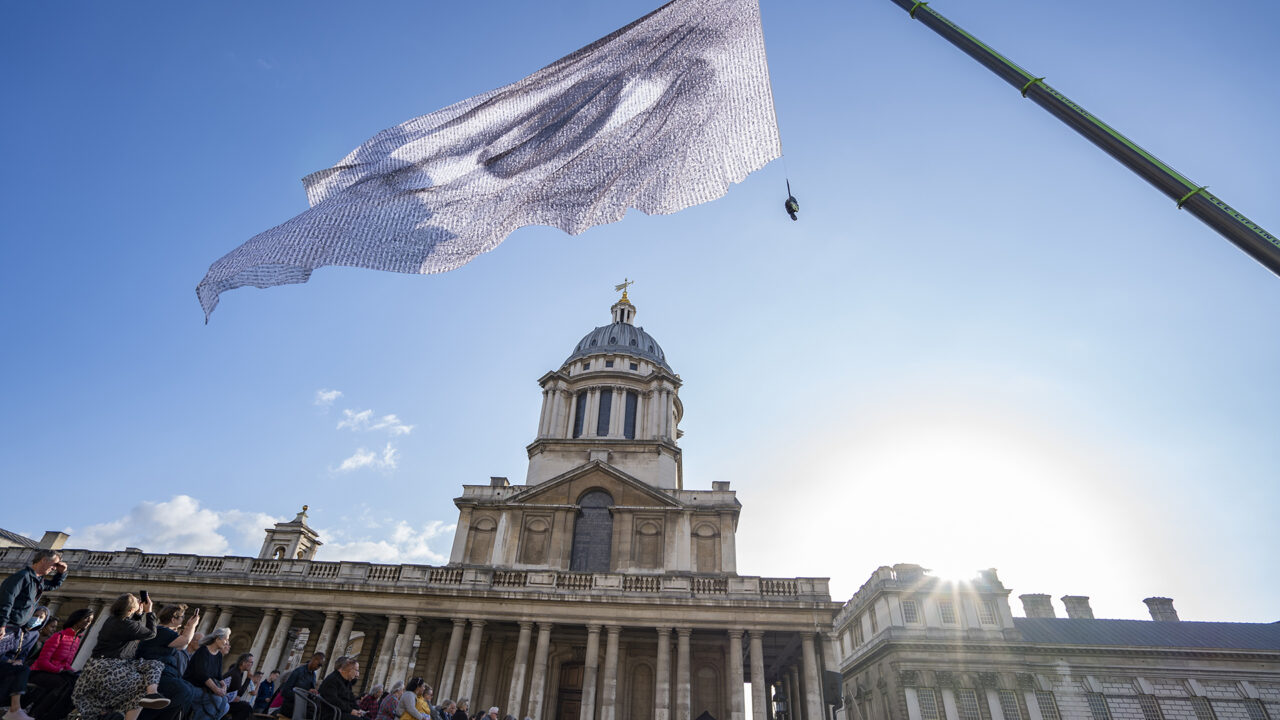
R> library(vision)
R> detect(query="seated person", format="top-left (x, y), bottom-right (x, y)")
top-left (317, 657), bottom-right (364, 720)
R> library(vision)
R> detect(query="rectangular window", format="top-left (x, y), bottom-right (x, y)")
top-left (624, 390), bottom-right (638, 439)
top-left (979, 600), bottom-right (998, 625)
top-left (956, 689), bottom-right (982, 720)
top-left (1036, 692), bottom-right (1061, 720)
top-left (999, 691), bottom-right (1023, 720)
top-left (902, 599), bottom-right (920, 623)
top-left (1139, 696), bottom-right (1164, 720)
top-left (582, 362), bottom-right (590, 370)
top-left (629, 362), bottom-right (638, 370)
top-left (918, 689), bottom-right (941, 720)
top-left (939, 600), bottom-right (958, 624)
top-left (1245, 700), bottom-right (1270, 720)
top-left (1087, 694), bottom-right (1112, 720)
top-left (1191, 699), bottom-right (1216, 720)
top-left (605, 360), bottom-right (614, 367)
top-left (596, 388), bottom-right (613, 436)
top-left (853, 620), bottom-right (864, 646)
top-left (572, 392), bottom-right (589, 438)
top-left (869, 607), bottom-right (879, 633)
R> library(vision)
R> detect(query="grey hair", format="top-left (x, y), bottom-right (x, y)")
top-left (388, 682), bottom-right (403, 693)
top-left (31, 549), bottom-right (61, 565)
top-left (334, 656), bottom-right (358, 671)
top-left (458, 698), bottom-right (470, 707)
top-left (370, 685), bottom-right (384, 695)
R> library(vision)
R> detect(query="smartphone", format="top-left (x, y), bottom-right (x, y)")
top-left (139, 590), bottom-right (150, 603)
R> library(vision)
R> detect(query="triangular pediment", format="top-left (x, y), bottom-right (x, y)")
top-left (511, 461), bottom-right (682, 508)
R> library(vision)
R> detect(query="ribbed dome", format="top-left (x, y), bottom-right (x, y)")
top-left (565, 322), bottom-right (672, 372)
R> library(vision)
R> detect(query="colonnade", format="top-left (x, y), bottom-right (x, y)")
top-left (53, 597), bottom-right (834, 720)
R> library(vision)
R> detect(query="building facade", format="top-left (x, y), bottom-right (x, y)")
top-left (2, 293), bottom-right (1277, 720)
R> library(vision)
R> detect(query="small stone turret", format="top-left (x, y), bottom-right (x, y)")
top-left (1020, 594), bottom-right (1056, 618)
top-left (259, 506), bottom-right (323, 560)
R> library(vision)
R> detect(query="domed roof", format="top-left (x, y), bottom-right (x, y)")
top-left (565, 322), bottom-right (672, 372)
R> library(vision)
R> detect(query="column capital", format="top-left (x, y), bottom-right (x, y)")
top-left (386, 614), bottom-right (404, 623)
top-left (586, 624), bottom-right (603, 634)
top-left (401, 616), bottom-right (421, 625)
top-left (748, 630), bottom-right (764, 640)
top-left (656, 627), bottom-right (673, 637)
top-left (263, 608), bottom-right (280, 618)
top-left (799, 631), bottom-right (816, 640)
top-left (727, 629), bottom-right (745, 640)
top-left (537, 621), bottom-right (554, 631)
top-left (278, 608), bottom-right (296, 619)
top-left (453, 618), bottom-right (468, 627)
top-left (518, 620), bottom-right (535, 630)
top-left (219, 606), bottom-right (236, 614)
top-left (323, 610), bottom-right (340, 619)
top-left (471, 619), bottom-right (487, 628)
top-left (606, 625), bottom-right (622, 636)
top-left (676, 627), bottom-right (693, 638)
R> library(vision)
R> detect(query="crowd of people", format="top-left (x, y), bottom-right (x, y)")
top-left (1, 551), bottom-right (532, 720)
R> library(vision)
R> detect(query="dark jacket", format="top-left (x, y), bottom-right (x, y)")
top-left (318, 671), bottom-right (357, 714)
top-left (92, 612), bottom-right (158, 659)
top-left (278, 664), bottom-right (319, 716)
top-left (254, 679), bottom-right (276, 712)
top-left (0, 567), bottom-right (64, 629)
top-left (183, 646), bottom-right (225, 691)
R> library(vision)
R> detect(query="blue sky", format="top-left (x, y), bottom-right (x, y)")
top-left (2, 0), bottom-right (1277, 622)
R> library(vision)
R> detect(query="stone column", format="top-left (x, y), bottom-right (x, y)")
top-left (71, 602), bottom-right (108, 671)
top-left (749, 632), bottom-right (767, 720)
top-left (196, 609), bottom-right (217, 637)
top-left (439, 619), bottom-right (467, 700)
top-left (328, 613), bottom-right (356, 673)
top-left (456, 620), bottom-right (486, 702)
top-left (727, 630), bottom-right (745, 720)
top-left (526, 623), bottom-right (553, 720)
top-left (213, 607), bottom-right (235, 634)
top-left (389, 616), bottom-right (420, 688)
top-left (507, 622), bottom-right (534, 717)
top-left (261, 610), bottom-right (296, 677)
top-left (599, 626), bottom-right (621, 720)
top-left (786, 668), bottom-right (801, 720)
top-left (249, 610), bottom-right (279, 665)
top-left (44, 597), bottom-right (63, 617)
top-left (581, 625), bottom-right (603, 720)
top-left (372, 615), bottom-right (403, 688)
top-left (675, 628), bottom-right (692, 720)
top-left (655, 628), bottom-right (672, 720)
top-left (312, 612), bottom-right (340, 662)
top-left (478, 635), bottom-right (505, 710)
top-left (800, 634), bottom-right (823, 720)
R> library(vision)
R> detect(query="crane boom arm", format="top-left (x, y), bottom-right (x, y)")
top-left (886, 0), bottom-right (1280, 277)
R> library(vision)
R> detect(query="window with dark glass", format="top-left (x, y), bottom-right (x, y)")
top-left (570, 490), bottom-right (614, 572)
top-left (605, 360), bottom-right (614, 368)
top-left (573, 392), bottom-right (588, 438)
top-left (596, 388), bottom-right (612, 436)
top-left (624, 391), bottom-right (638, 439)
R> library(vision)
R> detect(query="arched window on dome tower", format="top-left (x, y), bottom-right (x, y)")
top-left (596, 389), bottom-right (613, 436)
top-left (570, 489), bottom-right (614, 572)
top-left (572, 391), bottom-right (588, 438)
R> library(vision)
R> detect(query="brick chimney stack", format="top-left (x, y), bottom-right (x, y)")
top-left (1144, 597), bottom-right (1180, 621)
top-left (1019, 594), bottom-right (1056, 618)
top-left (1061, 596), bottom-right (1094, 619)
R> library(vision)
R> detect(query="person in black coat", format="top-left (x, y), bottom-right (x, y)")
top-left (71, 593), bottom-right (169, 720)
top-left (222, 653), bottom-right (255, 720)
top-left (317, 657), bottom-right (364, 720)
top-left (278, 652), bottom-right (326, 719)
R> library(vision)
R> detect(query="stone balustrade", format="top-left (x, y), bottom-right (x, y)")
top-left (0, 546), bottom-right (829, 601)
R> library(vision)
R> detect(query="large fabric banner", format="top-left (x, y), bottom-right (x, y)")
top-left (197, 0), bottom-right (781, 318)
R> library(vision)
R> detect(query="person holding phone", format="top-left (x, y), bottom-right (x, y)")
top-left (72, 593), bottom-right (170, 720)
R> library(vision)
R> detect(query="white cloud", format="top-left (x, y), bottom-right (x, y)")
top-left (73, 496), bottom-right (283, 556)
top-left (314, 389), bottom-right (343, 407)
top-left (334, 443), bottom-right (398, 473)
top-left (318, 520), bottom-right (454, 565)
top-left (336, 408), bottom-right (413, 436)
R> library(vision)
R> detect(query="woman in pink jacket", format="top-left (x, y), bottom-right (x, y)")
top-left (25, 608), bottom-right (94, 720)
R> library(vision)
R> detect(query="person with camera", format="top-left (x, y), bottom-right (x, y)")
top-left (72, 592), bottom-right (170, 720)
top-left (0, 551), bottom-right (66, 645)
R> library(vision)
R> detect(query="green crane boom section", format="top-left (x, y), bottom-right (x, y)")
top-left (887, 0), bottom-right (1280, 277)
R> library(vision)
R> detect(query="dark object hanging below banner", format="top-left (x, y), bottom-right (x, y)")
top-left (785, 180), bottom-right (799, 221)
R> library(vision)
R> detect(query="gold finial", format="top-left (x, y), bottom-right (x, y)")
top-left (301, 505), bottom-right (308, 513)
top-left (614, 278), bottom-right (634, 303)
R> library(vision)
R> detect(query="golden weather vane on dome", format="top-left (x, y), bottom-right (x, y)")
top-left (614, 278), bottom-right (634, 294)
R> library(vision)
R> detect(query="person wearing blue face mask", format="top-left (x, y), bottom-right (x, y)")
top-left (0, 606), bottom-right (47, 720)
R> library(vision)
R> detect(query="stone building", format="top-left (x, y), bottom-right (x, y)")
top-left (0, 292), bottom-right (842, 720)
top-left (2, 292), bottom-right (1277, 720)
top-left (829, 564), bottom-right (1280, 720)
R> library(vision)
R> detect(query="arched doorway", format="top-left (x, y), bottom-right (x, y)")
top-left (570, 489), bottom-right (614, 572)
